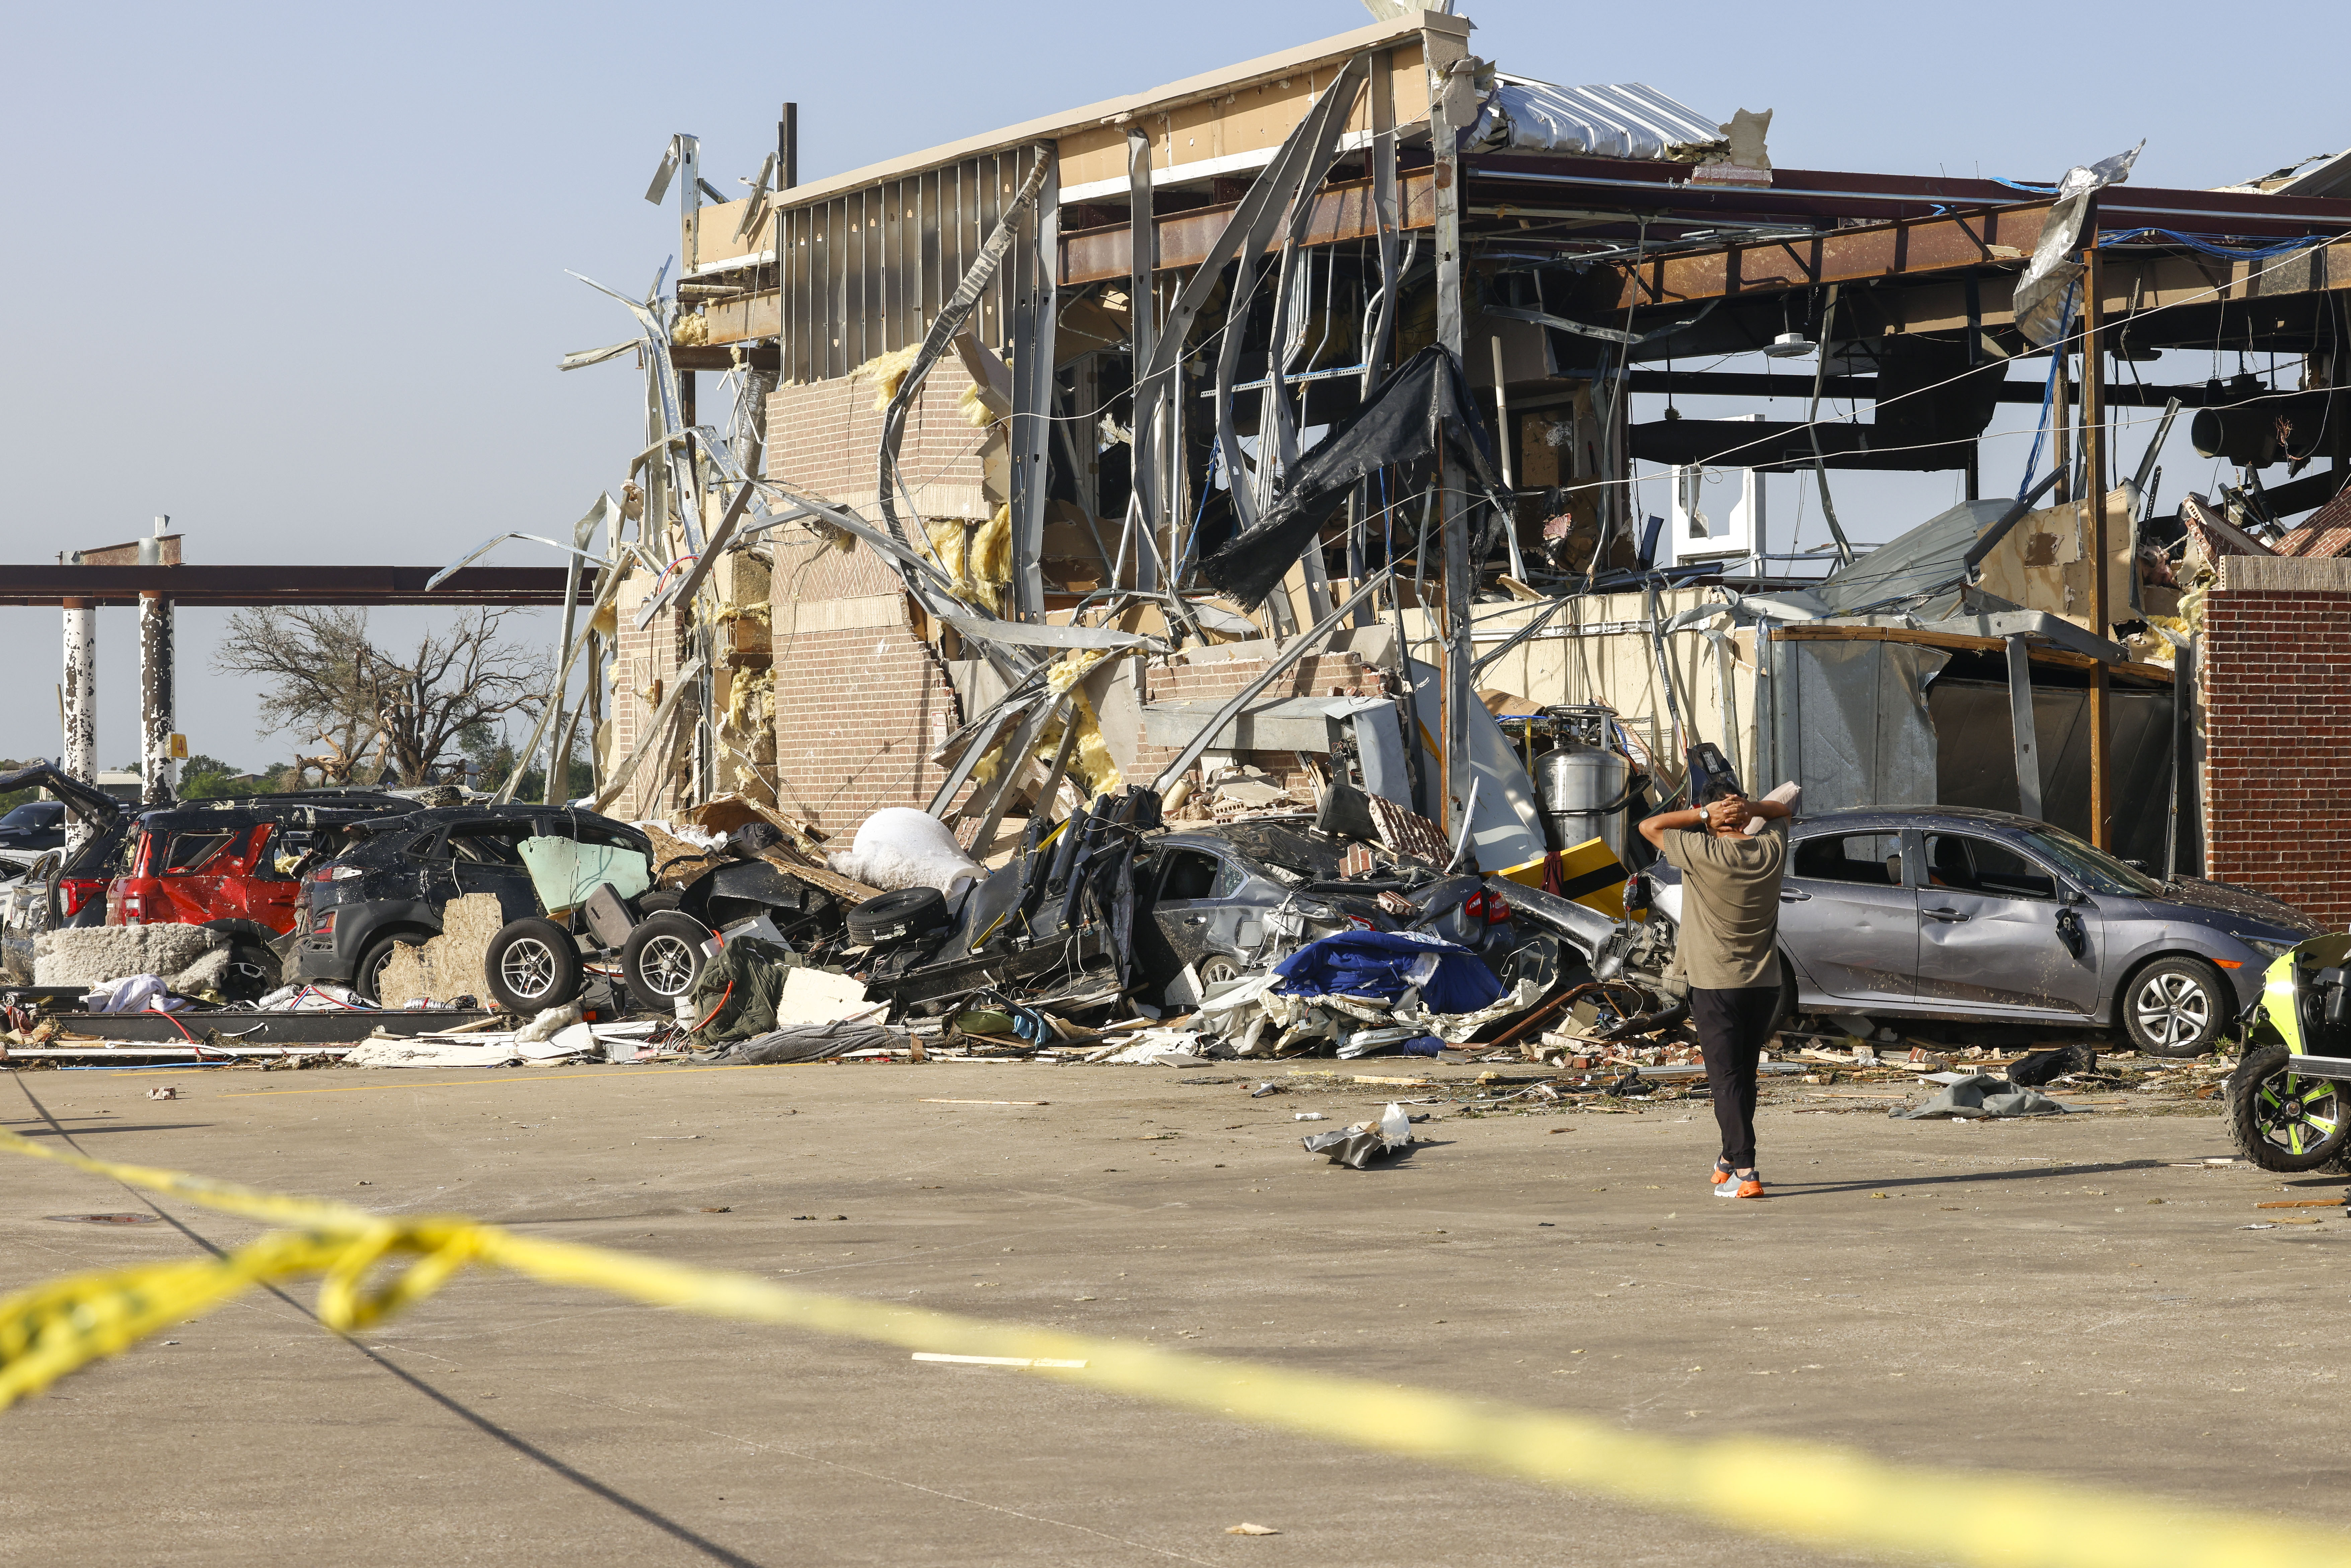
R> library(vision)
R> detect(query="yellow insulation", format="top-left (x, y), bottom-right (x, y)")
top-left (723, 666), bottom-right (773, 736)
top-left (965, 651), bottom-right (1128, 805)
top-left (969, 504), bottom-right (1013, 600)
top-left (957, 382), bottom-right (999, 429)
top-left (852, 344), bottom-right (922, 412)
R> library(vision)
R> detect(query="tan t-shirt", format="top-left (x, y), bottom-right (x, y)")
top-left (1661, 820), bottom-right (1788, 990)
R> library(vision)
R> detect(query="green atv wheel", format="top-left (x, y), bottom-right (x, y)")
top-left (2227, 1042), bottom-right (2351, 1172)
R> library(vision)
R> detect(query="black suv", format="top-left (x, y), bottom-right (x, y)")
top-left (293, 805), bottom-right (652, 1000)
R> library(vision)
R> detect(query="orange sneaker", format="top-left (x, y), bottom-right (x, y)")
top-left (1710, 1161), bottom-right (1734, 1188)
top-left (1716, 1170), bottom-right (1765, 1199)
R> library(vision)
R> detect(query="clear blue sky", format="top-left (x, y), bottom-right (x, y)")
top-left (1, 1), bottom-right (2342, 770)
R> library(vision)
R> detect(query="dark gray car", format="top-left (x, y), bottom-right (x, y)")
top-left (1650, 806), bottom-right (2321, 1056)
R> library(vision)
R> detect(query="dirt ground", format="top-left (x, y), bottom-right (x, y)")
top-left (0, 1058), bottom-right (2338, 1567)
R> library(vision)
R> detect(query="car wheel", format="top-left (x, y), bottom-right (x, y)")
top-left (622, 912), bottom-right (710, 1007)
top-left (484, 917), bottom-right (584, 1013)
top-left (2227, 1043), bottom-right (2351, 1171)
top-left (2122, 956), bottom-right (2230, 1057)
top-left (1198, 955), bottom-right (1244, 987)
top-left (224, 940), bottom-right (282, 1003)
top-left (351, 933), bottom-right (422, 1005)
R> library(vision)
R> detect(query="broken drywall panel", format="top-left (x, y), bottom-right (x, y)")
top-left (1973, 487), bottom-right (2140, 631)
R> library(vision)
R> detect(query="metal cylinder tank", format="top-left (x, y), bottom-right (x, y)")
top-left (1535, 743), bottom-right (1631, 860)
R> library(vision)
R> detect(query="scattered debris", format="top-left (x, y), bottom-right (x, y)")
top-left (1303, 1101), bottom-right (1416, 1168)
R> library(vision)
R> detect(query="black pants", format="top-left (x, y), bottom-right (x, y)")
top-left (1691, 985), bottom-right (1780, 1170)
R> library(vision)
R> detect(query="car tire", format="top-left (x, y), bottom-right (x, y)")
top-left (847, 887), bottom-right (948, 948)
top-left (2121, 956), bottom-right (2231, 1057)
top-left (350, 932), bottom-right (426, 1005)
top-left (224, 940), bottom-right (282, 1002)
top-left (622, 912), bottom-right (710, 1007)
top-left (484, 917), bottom-right (584, 1013)
top-left (1198, 955), bottom-right (1244, 987)
top-left (2227, 1042), bottom-right (2351, 1171)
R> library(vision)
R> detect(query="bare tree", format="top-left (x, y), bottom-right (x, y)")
top-left (217, 607), bottom-right (543, 786)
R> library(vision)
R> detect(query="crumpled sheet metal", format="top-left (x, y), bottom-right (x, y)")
top-left (1197, 347), bottom-right (1502, 611)
top-left (1889, 1073), bottom-right (2073, 1120)
top-left (1467, 79), bottom-right (1723, 162)
top-left (1303, 1102), bottom-right (1415, 1169)
top-left (706, 1020), bottom-right (906, 1065)
top-left (2012, 144), bottom-right (2141, 349)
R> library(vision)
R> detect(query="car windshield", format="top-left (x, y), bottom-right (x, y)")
top-left (0, 802), bottom-right (57, 831)
top-left (2019, 827), bottom-right (2165, 897)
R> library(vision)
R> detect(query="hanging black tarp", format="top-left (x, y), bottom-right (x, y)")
top-left (1197, 346), bottom-right (1504, 609)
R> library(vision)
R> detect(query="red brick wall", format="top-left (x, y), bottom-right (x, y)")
top-left (607, 568), bottom-right (686, 822)
top-left (765, 531), bottom-right (965, 833)
top-left (767, 361), bottom-right (989, 520)
top-left (2202, 561), bottom-right (2351, 926)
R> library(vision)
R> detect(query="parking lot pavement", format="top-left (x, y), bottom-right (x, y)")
top-left (0, 1062), bottom-right (2337, 1566)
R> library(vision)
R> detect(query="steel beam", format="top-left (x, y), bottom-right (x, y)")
top-left (2083, 247), bottom-right (2112, 852)
top-left (0, 566), bottom-right (593, 608)
top-left (1608, 202), bottom-right (2055, 311)
top-left (1618, 369), bottom-right (2216, 407)
top-left (1060, 168), bottom-right (1435, 287)
top-left (2004, 634), bottom-right (2043, 822)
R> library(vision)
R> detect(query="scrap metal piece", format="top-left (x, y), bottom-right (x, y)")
top-left (644, 134), bottom-right (688, 205)
top-left (559, 341), bottom-right (639, 372)
top-left (2004, 633), bottom-right (2044, 822)
top-left (876, 148), bottom-right (1054, 555)
top-left (593, 654), bottom-right (707, 815)
top-left (1204, 58), bottom-right (1371, 541)
top-left (2013, 144), bottom-right (2141, 349)
top-left (939, 617), bottom-right (1163, 654)
top-left (1198, 350), bottom-right (1499, 610)
top-left (426, 530), bottom-right (612, 592)
top-left (1148, 571), bottom-right (1394, 794)
top-left (1138, 52), bottom-right (1372, 554)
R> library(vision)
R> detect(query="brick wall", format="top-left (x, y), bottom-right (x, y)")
top-left (607, 566), bottom-right (686, 822)
top-left (767, 361), bottom-right (990, 521)
top-left (2202, 556), bottom-right (2351, 926)
top-left (765, 531), bottom-right (965, 832)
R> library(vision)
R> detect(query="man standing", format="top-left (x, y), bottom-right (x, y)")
top-left (1638, 784), bottom-right (1792, 1199)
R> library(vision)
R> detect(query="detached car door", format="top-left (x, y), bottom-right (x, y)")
top-left (1913, 832), bottom-right (2100, 1017)
top-left (1776, 830), bottom-right (1918, 1004)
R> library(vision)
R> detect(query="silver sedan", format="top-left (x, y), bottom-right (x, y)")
top-left (1648, 806), bottom-right (2321, 1056)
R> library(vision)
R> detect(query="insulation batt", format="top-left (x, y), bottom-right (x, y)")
top-left (854, 344), bottom-right (922, 412)
top-left (36, 926), bottom-right (230, 994)
top-left (827, 808), bottom-right (985, 899)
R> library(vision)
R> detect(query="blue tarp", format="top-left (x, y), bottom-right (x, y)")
top-left (1271, 929), bottom-right (1503, 1015)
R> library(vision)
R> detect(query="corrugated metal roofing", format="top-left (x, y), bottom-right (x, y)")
top-left (1812, 498), bottom-right (2012, 619)
top-left (1470, 79), bottom-right (1724, 162)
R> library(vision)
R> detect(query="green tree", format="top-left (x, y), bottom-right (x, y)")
top-left (177, 753), bottom-right (244, 799)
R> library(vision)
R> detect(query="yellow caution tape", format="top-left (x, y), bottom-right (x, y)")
top-left (0, 1120), bottom-right (2336, 1568)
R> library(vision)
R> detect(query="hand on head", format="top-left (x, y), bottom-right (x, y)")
top-left (1703, 794), bottom-right (1751, 834)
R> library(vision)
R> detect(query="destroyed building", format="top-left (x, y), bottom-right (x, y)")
top-left (559, 7), bottom-right (2351, 923)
